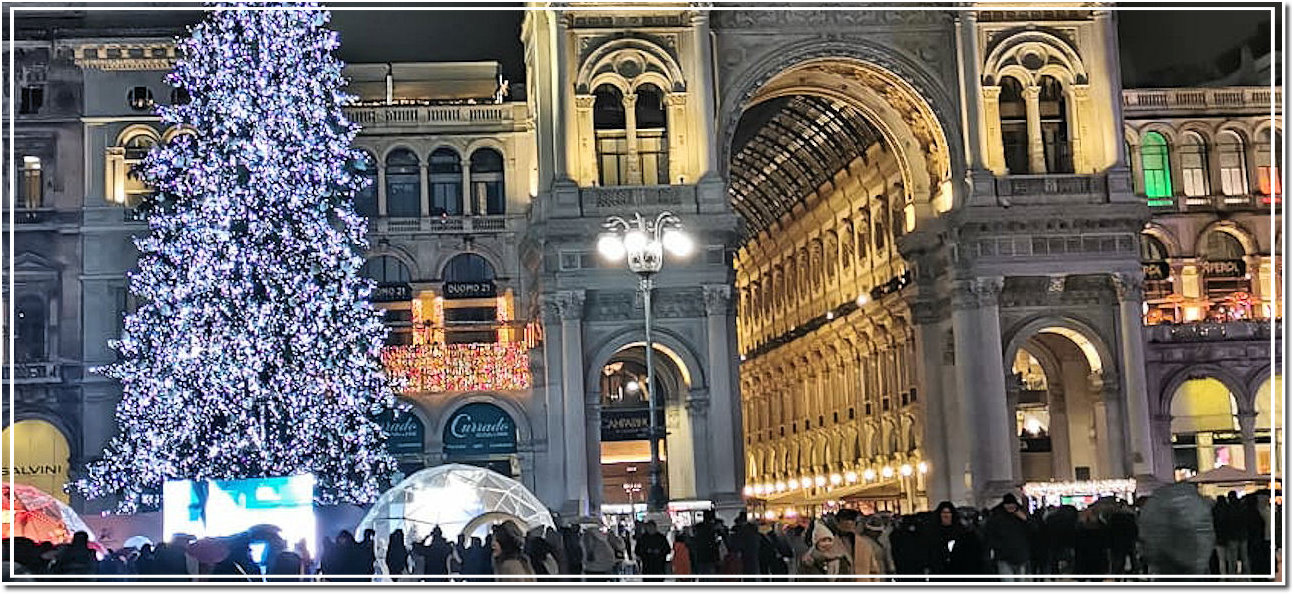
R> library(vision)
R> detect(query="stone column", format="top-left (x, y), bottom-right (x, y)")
top-left (1101, 372), bottom-right (1129, 477)
top-left (686, 393), bottom-right (712, 497)
top-left (556, 290), bottom-right (589, 513)
top-left (956, 11), bottom-right (987, 171)
top-left (981, 86), bottom-right (1005, 174)
top-left (1070, 84), bottom-right (1092, 173)
top-left (1006, 382), bottom-right (1023, 483)
top-left (538, 297), bottom-right (568, 507)
top-left (1024, 85), bottom-right (1046, 174)
top-left (910, 298), bottom-right (956, 504)
top-left (1112, 272), bottom-right (1158, 479)
top-left (377, 166), bottom-right (388, 216)
top-left (419, 162), bottom-right (431, 216)
top-left (664, 93), bottom-right (688, 184)
top-left (951, 277), bottom-right (1016, 505)
top-left (1238, 411), bottom-right (1258, 472)
top-left (573, 95), bottom-right (597, 186)
top-left (1049, 388), bottom-right (1072, 480)
top-left (623, 92), bottom-right (642, 185)
top-left (703, 285), bottom-right (742, 512)
top-left (691, 12), bottom-right (718, 178)
top-left (585, 398), bottom-right (604, 511)
top-left (460, 156), bottom-right (472, 215)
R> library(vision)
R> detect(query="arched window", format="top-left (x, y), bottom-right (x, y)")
top-left (1140, 132), bottom-right (1172, 201)
top-left (999, 76), bottom-right (1029, 174)
top-left (441, 253), bottom-right (498, 344)
top-left (360, 255), bottom-right (412, 284)
top-left (1140, 234), bottom-right (1173, 317)
top-left (593, 84), bottom-right (628, 186)
top-left (1218, 131), bottom-right (1249, 197)
top-left (1180, 132), bottom-right (1209, 197)
top-left (635, 83), bottom-right (669, 185)
top-left (384, 149), bottom-right (421, 217)
top-left (469, 148), bottom-right (505, 215)
top-left (19, 156), bottom-right (41, 209)
top-left (1038, 76), bottom-right (1072, 173)
top-left (1257, 128), bottom-right (1282, 198)
top-left (15, 295), bottom-right (46, 362)
top-left (428, 148), bottom-right (463, 216)
top-left (353, 150), bottom-right (378, 218)
top-left (123, 133), bottom-right (157, 206)
top-left (1170, 378), bottom-right (1240, 476)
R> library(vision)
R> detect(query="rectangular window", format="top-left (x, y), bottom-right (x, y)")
top-left (1001, 123), bottom-right (1029, 174)
top-left (636, 129), bottom-right (669, 186)
top-left (1219, 147), bottom-right (1248, 196)
top-left (19, 85), bottom-right (43, 114)
top-left (20, 156), bottom-right (42, 209)
top-left (1181, 149), bottom-right (1209, 197)
top-left (1258, 166), bottom-right (1282, 197)
top-left (596, 131), bottom-right (629, 186)
top-left (430, 180), bottom-right (462, 216)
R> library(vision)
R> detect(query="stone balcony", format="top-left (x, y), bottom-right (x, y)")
top-left (1145, 319), bottom-right (1279, 343)
top-left (342, 102), bottom-right (528, 132)
top-left (578, 184), bottom-right (698, 216)
top-left (992, 173), bottom-right (1111, 205)
top-left (367, 214), bottom-right (516, 235)
top-left (1147, 192), bottom-right (1278, 214)
top-left (4, 361), bottom-right (61, 383)
top-left (10, 208), bottom-right (81, 230)
top-left (1122, 87), bottom-right (1281, 117)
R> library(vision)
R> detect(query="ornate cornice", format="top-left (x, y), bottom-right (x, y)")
top-left (72, 42), bottom-right (177, 71)
top-left (951, 277), bottom-right (1002, 311)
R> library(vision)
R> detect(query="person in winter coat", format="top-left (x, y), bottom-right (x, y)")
top-left (733, 513), bottom-right (763, 577)
top-left (692, 511), bottom-right (722, 574)
top-left (1072, 508), bottom-right (1109, 577)
top-left (797, 520), bottom-right (852, 580)
top-left (524, 526), bottom-right (560, 576)
top-left (359, 529), bottom-right (377, 576)
top-left (671, 530), bottom-right (693, 579)
top-left (758, 522), bottom-right (792, 576)
top-left (491, 523), bottom-right (535, 581)
top-left (51, 531), bottom-right (97, 576)
top-left (984, 494), bottom-right (1032, 579)
top-left (889, 513), bottom-right (928, 577)
top-left (926, 501), bottom-right (985, 576)
top-left (561, 525), bottom-right (584, 576)
top-left (850, 516), bottom-right (892, 581)
top-left (461, 536), bottom-right (493, 580)
top-left (581, 527), bottom-right (617, 577)
top-left (385, 529), bottom-right (409, 576)
top-left (634, 520), bottom-right (671, 580)
top-left (413, 526), bottom-right (454, 580)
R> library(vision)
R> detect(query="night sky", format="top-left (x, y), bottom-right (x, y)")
top-left (11, 5), bottom-right (1276, 89)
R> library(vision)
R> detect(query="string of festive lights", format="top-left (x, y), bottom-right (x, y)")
top-left (381, 342), bottom-right (532, 393)
top-left (73, 4), bottom-right (400, 512)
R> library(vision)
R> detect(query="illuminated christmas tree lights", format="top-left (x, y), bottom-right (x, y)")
top-left (74, 3), bottom-right (399, 512)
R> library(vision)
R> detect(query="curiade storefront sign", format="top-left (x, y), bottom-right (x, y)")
top-left (443, 402), bottom-right (517, 456)
top-left (373, 410), bottom-right (425, 454)
top-left (444, 281), bottom-right (497, 299)
top-left (601, 407), bottom-right (665, 442)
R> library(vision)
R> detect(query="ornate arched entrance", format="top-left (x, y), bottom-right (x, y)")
top-left (726, 53), bottom-right (954, 515)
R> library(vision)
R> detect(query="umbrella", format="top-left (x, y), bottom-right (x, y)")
top-left (1, 483), bottom-right (95, 544)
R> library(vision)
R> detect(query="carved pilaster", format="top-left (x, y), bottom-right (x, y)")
top-left (703, 284), bottom-right (734, 316)
top-left (555, 290), bottom-right (586, 321)
top-left (950, 277), bottom-right (1003, 310)
top-left (1111, 272), bottom-right (1145, 303)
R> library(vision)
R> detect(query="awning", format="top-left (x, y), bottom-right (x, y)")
top-left (1187, 465), bottom-right (1270, 485)
top-left (761, 481), bottom-right (904, 506)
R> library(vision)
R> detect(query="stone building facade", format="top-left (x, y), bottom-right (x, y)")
top-left (4, 6), bottom-right (1282, 518)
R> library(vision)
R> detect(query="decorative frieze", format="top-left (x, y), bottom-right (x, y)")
top-left (72, 42), bottom-right (177, 71)
top-left (555, 289), bottom-right (587, 321)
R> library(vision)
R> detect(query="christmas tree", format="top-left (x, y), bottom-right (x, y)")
top-left (75, 3), bottom-right (399, 512)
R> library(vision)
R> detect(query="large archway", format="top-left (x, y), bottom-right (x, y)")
top-left (729, 55), bottom-right (952, 515)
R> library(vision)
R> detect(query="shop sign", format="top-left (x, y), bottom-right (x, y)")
top-left (373, 410), bottom-right (425, 454)
top-left (444, 281), bottom-right (497, 299)
top-left (1142, 261), bottom-right (1170, 281)
top-left (443, 402), bottom-right (517, 455)
top-left (1201, 260), bottom-right (1246, 278)
top-left (372, 283), bottom-right (413, 303)
top-left (601, 407), bottom-right (665, 442)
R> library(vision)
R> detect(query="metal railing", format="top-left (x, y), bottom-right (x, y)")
top-left (343, 103), bottom-right (525, 127)
top-left (1145, 319), bottom-right (1279, 342)
top-left (1122, 87), bottom-right (1281, 115)
top-left (368, 215), bottom-right (512, 234)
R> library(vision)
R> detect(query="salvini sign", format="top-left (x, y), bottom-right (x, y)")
top-left (443, 402), bottom-right (518, 456)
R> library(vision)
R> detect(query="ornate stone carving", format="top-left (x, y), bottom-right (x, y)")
top-left (586, 290), bottom-right (636, 322)
top-left (555, 290), bottom-right (586, 321)
top-left (909, 298), bottom-right (947, 326)
top-left (685, 398), bottom-right (710, 416)
top-left (703, 285), bottom-right (734, 316)
top-left (712, 7), bottom-right (951, 29)
top-left (653, 288), bottom-right (707, 318)
top-left (1111, 271), bottom-right (1145, 303)
top-left (951, 277), bottom-right (1003, 310)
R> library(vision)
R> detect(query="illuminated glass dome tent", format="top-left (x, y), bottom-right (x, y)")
top-left (356, 464), bottom-right (554, 571)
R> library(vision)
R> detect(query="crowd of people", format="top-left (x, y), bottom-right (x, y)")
top-left (2, 488), bottom-right (1280, 582)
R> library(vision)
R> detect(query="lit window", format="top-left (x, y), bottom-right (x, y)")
top-left (1140, 132), bottom-right (1172, 202)
top-left (1218, 131), bottom-right (1248, 197)
top-left (634, 84), bottom-right (669, 185)
top-left (1257, 128), bottom-right (1282, 199)
top-left (469, 148), bottom-right (505, 215)
top-left (1180, 132), bottom-right (1209, 197)
top-left (1038, 76), bottom-right (1072, 174)
top-left (20, 156), bottom-right (42, 209)
top-left (593, 84), bottom-right (628, 186)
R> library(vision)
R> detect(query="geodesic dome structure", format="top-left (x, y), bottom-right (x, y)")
top-left (355, 464), bottom-right (554, 572)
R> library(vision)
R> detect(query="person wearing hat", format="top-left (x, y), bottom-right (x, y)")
top-left (796, 519), bottom-right (852, 580)
top-left (850, 515), bottom-right (893, 581)
top-left (984, 493), bottom-right (1033, 579)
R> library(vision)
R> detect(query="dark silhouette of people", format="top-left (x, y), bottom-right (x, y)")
top-left (385, 529), bottom-right (409, 576)
top-left (634, 520), bottom-right (671, 579)
top-left (413, 525), bottom-right (454, 580)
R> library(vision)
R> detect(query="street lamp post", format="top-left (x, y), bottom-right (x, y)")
top-left (597, 211), bottom-right (693, 513)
